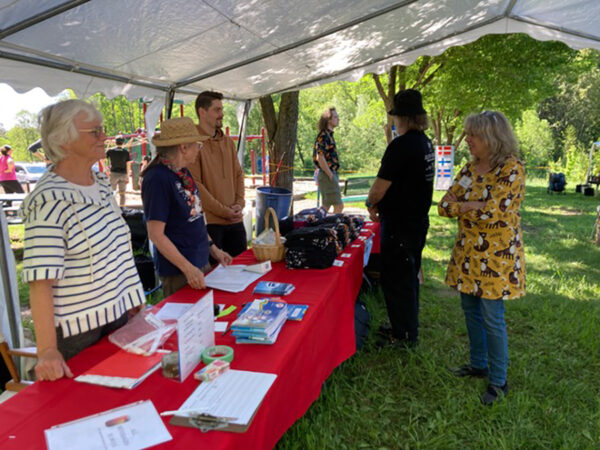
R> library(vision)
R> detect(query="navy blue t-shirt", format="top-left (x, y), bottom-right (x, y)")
top-left (376, 129), bottom-right (435, 228)
top-left (141, 164), bottom-right (209, 276)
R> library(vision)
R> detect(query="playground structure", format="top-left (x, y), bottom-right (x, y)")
top-left (98, 100), bottom-right (268, 190)
top-left (226, 126), bottom-right (268, 186)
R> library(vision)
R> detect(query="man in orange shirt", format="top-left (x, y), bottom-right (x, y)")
top-left (188, 91), bottom-right (247, 259)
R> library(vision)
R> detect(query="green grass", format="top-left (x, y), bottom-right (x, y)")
top-left (277, 178), bottom-right (600, 449)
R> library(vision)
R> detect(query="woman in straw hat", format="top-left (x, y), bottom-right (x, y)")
top-left (19, 99), bottom-right (146, 381)
top-left (141, 117), bottom-right (232, 297)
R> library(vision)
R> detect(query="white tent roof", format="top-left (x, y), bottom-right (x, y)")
top-left (1, 0), bottom-right (599, 102)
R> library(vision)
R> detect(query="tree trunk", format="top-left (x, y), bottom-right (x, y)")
top-left (259, 91), bottom-right (299, 191)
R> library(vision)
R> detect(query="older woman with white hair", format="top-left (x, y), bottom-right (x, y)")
top-left (141, 117), bottom-right (232, 298)
top-left (19, 99), bottom-right (145, 381)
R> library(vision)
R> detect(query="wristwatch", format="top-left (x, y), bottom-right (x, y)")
top-left (365, 200), bottom-right (373, 208)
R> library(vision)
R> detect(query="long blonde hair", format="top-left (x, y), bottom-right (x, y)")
top-left (464, 111), bottom-right (520, 168)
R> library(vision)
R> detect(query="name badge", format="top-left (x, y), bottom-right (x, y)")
top-left (458, 176), bottom-right (472, 189)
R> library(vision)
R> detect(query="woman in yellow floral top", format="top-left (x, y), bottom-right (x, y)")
top-left (438, 110), bottom-right (525, 406)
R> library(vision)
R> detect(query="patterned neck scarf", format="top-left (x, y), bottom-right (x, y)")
top-left (159, 156), bottom-right (203, 217)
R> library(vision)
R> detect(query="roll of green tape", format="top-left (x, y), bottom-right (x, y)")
top-left (201, 345), bottom-right (234, 364)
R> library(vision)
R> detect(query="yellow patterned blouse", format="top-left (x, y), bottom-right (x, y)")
top-left (438, 157), bottom-right (526, 300)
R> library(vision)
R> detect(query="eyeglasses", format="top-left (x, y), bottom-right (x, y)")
top-left (78, 126), bottom-right (107, 138)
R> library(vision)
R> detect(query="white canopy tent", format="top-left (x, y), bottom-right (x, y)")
top-left (0, 0), bottom-right (599, 350)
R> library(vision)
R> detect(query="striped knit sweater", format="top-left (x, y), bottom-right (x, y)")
top-left (19, 170), bottom-right (145, 338)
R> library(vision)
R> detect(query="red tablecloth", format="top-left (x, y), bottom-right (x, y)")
top-left (0, 238), bottom-right (368, 449)
top-left (361, 221), bottom-right (380, 254)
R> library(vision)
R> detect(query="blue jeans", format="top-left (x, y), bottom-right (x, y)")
top-left (460, 293), bottom-right (508, 386)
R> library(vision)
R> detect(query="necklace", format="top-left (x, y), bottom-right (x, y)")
top-left (159, 156), bottom-right (202, 216)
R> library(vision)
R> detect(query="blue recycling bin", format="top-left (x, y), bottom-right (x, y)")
top-left (255, 186), bottom-right (292, 236)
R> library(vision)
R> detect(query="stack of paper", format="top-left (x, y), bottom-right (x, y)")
top-left (231, 299), bottom-right (288, 344)
top-left (205, 265), bottom-right (265, 293)
top-left (253, 281), bottom-right (295, 296)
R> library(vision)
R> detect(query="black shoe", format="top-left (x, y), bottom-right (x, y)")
top-left (450, 364), bottom-right (489, 378)
top-left (377, 323), bottom-right (393, 337)
top-left (480, 383), bottom-right (509, 406)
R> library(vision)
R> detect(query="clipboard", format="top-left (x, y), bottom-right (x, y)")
top-left (166, 369), bottom-right (277, 433)
top-left (169, 407), bottom-right (261, 433)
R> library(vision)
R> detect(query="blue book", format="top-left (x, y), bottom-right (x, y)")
top-left (286, 304), bottom-right (309, 321)
top-left (235, 319), bottom-right (286, 345)
top-left (253, 281), bottom-right (296, 296)
top-left (231, 298), bottom-right (288, 332)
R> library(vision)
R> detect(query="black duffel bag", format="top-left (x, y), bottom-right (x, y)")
top-left (134, 253), bottom-right (156, 292)
top-left (121, 207), bottom-right (147, 252)
top-left (284, 226), bottom-right (338, 269)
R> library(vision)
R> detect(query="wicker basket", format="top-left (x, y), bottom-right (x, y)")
top-left (252, 207), bottom-right (285, 262)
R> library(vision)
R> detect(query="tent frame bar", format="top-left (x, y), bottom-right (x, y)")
top-left (0, 0), bottom-right (91, 40)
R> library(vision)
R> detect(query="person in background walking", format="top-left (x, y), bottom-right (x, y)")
top-left (313, 107), bottom-right (343, 214)
top-left (438, 110), bottom-right (526, 405)
top-left (105, 134), bottom-right (131, 206)
top-left (0, 145), bottom-right (25, 194)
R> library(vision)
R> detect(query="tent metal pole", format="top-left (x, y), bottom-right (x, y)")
top-left (0, 209), bottom-right (22, 349)
top-left (237, 100), bottom-right (252, 169)
top-left (0, 0), bottom-right (91, 39)
top-left (504, 0), bottom-right (519, 17)
top-left (164, 89), bottom-right (175, 119)
top-left (174, 0), bottom-right (419, 89)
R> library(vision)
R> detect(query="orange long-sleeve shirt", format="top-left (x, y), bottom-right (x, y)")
top-left (188, 122), bottom-right (245, 225)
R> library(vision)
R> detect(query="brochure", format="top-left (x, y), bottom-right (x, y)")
top-left (253, 281), bottom-right (296, 296)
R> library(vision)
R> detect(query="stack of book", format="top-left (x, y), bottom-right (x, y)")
top-left (253, 281), bottom-right (295, 296)
top-left (231, 298), bottom-right (288, 344)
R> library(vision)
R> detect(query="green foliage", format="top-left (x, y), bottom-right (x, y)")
top-left (298, 77), bottom-right (388, 176)
top-left (411, 34), bottom-right (576, 146)
top-left (539, 49), bottom-right (600, 160)
top-left (88, 93), bottom-right (146, 136)
top-left (515, 109), bottom-right (555, 168)
top-left (563, 126), bottom-right (589, 184)
top-left (4, 111), bottom-right (40, 161)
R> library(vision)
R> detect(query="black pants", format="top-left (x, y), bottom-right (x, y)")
top-left (0, 180), bottom-right (24, 194)
top-left (207, 222), bottom-right (247, 262)
top-left (56, 313), bottom-right (128, 361)
top-left (380, 219), bottom-right (428, 343)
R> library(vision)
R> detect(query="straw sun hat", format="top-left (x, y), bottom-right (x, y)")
top-left (152, 117), bottom-right (209, 147)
